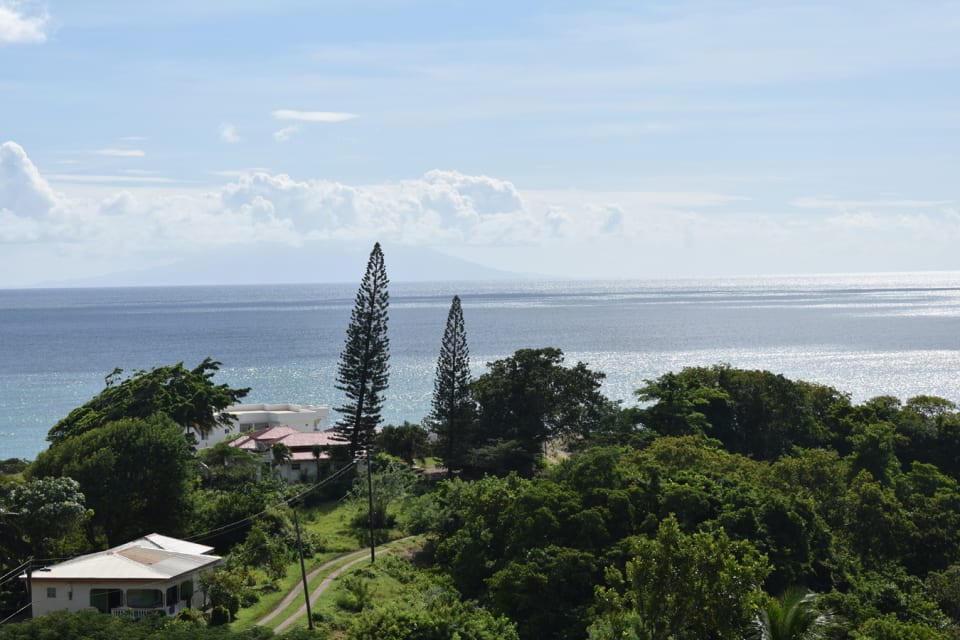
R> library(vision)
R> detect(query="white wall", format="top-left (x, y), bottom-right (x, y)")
top-left (29, 574), bottom-right (205, 618)
top-left (197, 403), bottom-right (330, 449)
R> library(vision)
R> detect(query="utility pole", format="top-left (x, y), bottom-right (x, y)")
top-left (367, 454), bottom-right (375, 563)
top-left (292, 511), bottom-right (313, 630)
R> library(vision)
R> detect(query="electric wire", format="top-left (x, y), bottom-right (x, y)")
top-left (184, 460), bottom-right (357, 545)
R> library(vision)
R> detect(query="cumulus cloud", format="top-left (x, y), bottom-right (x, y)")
top-left (272, 109), bottom-right (359, 123)
top-left (27, 140), bottom-right (957, 283)
top-left (0, 1), bottom-right (48, 44)
top-left (3, 143), bottom-right (745, 262)
top-left (0, 141), bottom-right (60, 218)
top-left (218, 122), bottom-right (241, 143)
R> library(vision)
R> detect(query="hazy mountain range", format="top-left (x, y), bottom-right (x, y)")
top-left (42, 242), bottom-right (532, 288)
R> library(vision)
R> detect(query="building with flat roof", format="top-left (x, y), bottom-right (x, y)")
top-left (197, 403), bottom-right (330, 449)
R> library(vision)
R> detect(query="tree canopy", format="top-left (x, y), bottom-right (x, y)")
top-left (47, 358), bottom-right (249, 445)
top-left (31, 414), bottom-right (196, 545)
top-left (468, 347), bottom-right (610, 476)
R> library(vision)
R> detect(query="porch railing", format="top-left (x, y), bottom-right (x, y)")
top-left (110, 605), bottom-right (178, 619)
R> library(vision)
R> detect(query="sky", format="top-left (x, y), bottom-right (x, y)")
top-left (1, 0), bottom-right (958, 287)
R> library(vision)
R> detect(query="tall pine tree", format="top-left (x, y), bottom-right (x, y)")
top-left (430, 295), bottom-right (474, 477)
top-left (334, 242), bottom-right (390, 459)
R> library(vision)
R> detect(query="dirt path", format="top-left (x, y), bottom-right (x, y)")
top-left (257, 538), bottom-right (415, 633)
top-left (272, 553), bottom-right (372, 633)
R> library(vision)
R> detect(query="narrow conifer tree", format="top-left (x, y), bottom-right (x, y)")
top-left (334, 242), bottom-right (390, 459)
top-left (430, 295), bottom-right (473, 477)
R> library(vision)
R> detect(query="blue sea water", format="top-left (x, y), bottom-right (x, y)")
top-left (3, 272), bottom-right (960, 461)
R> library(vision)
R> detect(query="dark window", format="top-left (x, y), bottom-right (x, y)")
top-left (126, 589), bottom-right (163, 609)
top-left (180, 579), bottom-right (194, 602)
top-left (90, 588), bottom-right (123, 613)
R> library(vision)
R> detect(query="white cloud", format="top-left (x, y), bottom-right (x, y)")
top-left (271, 109), bottom-right (359, 123)
top-left (0, 141), bottom-right (61, 217)
top-left (792, 196), bottom-right (953, 210)
top-left (273, 125), bottom-right (299, 142)
top-left (213, 168), bottom-right (270, 178)
top-left (93, 148), bottom-right (146, 157)
top-left (47, 174), bottom-right (176, 184)
top-left (0, 143), bottom-right (759, 264)
top-left (5, 141), bottom-right (960, 285)
top-left (0, 1), bottom-right (48, 44)
top-left (218, 122), bottom-right (241, 144)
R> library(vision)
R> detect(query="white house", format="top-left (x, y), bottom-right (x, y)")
top-left (196, 403), bottom-right (330, 449)
top-left (24, 534), bottom-right (222, 619)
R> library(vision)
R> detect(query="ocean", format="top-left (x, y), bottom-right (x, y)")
top-left (3, 272), bottom-right (960, 461)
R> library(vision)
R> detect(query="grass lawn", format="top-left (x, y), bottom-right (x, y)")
top-left (277, 537), bottom-right (426, 635)
top-left (230, 499), bottom-right (412, 631)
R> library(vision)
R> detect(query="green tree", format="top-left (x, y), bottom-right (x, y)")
top-left (2, 476), bottom-right (91, 558)
top-left (488, 546), bottom-right (600, 640)
top-left (470, 348), bottom-right (610, 476)
top-left (430, 295), bottom-right (474, 477)
top-left (271, 442), bottom-right (292, 469)
top-left (638, 366), bottom-right (844, 460)
top-left (348, 456), bottom-right (417, 531)
top-left (847, 421), bottom-right (901, 485)
top-left (30, 414), bottom-right (195, 545)
top-left (751, 588), bottom-right (837, 640)
top-left (334, 242), bottom-right (390, 458)
top-left (196, 442), bottom-right (260, 489)
top-left (589, 514), bottom-right (770, 640)
top-left (47, 358), bottom-right (249, 445)
top-left (377, 422), bottom-right (430, 465)
top-left (636, 370), bottom-right (732, 437)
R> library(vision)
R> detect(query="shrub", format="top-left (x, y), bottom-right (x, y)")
top-left (209, 605), bottom-right (231, 626)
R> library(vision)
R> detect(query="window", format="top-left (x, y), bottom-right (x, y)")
top-left (291, 463), bottom-right (301, 470)
top-left (90, 588), bottom-right (123, 613)
top-left (126, 588), bottom-right (163, 609)
top-left (46, 587), bottom-right (56, 598)
top-left (180, 579), bottom-right (194, 602)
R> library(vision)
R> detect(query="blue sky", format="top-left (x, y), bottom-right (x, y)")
top-left (1, 1), bottom-right (958, 286)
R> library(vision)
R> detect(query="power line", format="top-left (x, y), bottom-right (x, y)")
top-left (184, 461), bottom-right (357, 545)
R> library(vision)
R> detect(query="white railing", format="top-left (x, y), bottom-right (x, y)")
top-left (110, 606), bottom-right (169, 619)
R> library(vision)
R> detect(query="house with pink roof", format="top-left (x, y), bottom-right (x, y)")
top-left (229, 425), bottom-right (344, 482)
top-left (197, 403), bottom-right (330, 449)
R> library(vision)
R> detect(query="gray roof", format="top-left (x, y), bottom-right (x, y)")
top-left (28, 534), bottom-right (221, 583)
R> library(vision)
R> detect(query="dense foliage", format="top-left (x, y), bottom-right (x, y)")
top-left (1, 476), bottom-right (90, 559)
top-left (465, 347), bottom-right (612, 477)
top-left (405, 364), bottom-right (960, 639)
top-left (346, 556), bottom-right (519, 639)
top-left (0, 609), bottom-right (275, 640)
top-left (30, 414), bottom-right (196, 545)
top-left (47, 358), bottom-right (249, 445)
